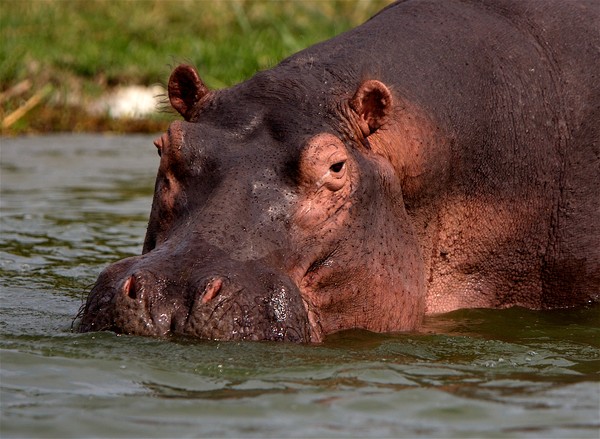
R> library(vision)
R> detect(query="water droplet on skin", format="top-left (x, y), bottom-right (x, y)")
top-left (271, 287), bottom-right (289, 322)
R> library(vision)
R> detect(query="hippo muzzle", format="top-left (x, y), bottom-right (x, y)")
top-left (78, 244), bottom-right (311, 342)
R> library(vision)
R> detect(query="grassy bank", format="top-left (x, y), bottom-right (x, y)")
top-left (1, 0), bottom-right (392, 135)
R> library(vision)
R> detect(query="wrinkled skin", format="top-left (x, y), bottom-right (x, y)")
top-left (78, 0), bottom-right (599, 342)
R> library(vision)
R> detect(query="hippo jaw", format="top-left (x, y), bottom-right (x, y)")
top-left (78, 250), bottom-right (312, 343)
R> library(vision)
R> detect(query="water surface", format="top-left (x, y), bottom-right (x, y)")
top-left (1, 134), bottom-right (598, 438)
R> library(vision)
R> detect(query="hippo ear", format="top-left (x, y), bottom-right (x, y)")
top-left (350, 80), bottom-right (393, 138)
top-left (168, 64), bottom-right (209, 121)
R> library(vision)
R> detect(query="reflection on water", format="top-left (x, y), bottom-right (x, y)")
top-left (1, 134), bottom-right (599, 438)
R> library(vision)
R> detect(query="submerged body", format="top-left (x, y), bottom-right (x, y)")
top-left (79, 0), bottom-right (600, 342)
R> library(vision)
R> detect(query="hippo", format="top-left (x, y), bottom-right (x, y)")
top-left (78, 0), bottom-right (599, 342)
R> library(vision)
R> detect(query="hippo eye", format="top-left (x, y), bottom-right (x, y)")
top-left (329, 161), bottom-right (345, 173)
top-left (301, 133), bottom-right (348, 191)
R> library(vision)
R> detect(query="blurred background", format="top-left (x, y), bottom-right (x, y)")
top-left (1, 0), bottom-right (393, 135)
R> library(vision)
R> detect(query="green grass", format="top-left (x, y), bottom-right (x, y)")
top-left (0, 0), bottom-right (392, 134)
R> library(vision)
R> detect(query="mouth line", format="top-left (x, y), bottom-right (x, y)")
top-left (299, 296), bottom-right (324, 343)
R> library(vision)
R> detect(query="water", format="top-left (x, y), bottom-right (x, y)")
top-left (1, 134), bottom-right (599, 438)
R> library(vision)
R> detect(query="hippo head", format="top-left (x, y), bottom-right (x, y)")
top-left (78, 64), bottom-right (425, 342)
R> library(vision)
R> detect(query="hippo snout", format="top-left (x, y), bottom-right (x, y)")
top-left (78, 254), bottom-right (311, 343)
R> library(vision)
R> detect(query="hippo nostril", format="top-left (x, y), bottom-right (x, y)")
top-left (201, 278), bottom-right (223, 304)
top-left (123, 275), bottom-right (138, 300)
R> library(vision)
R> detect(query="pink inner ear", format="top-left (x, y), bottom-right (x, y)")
top-left (351, 80), bottom-right (393, 136)
top-left (168, 64), bottom-right (209, 121)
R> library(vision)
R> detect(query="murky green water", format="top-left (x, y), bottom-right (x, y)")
top-left (1, 134), bottom-right (599, 438)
